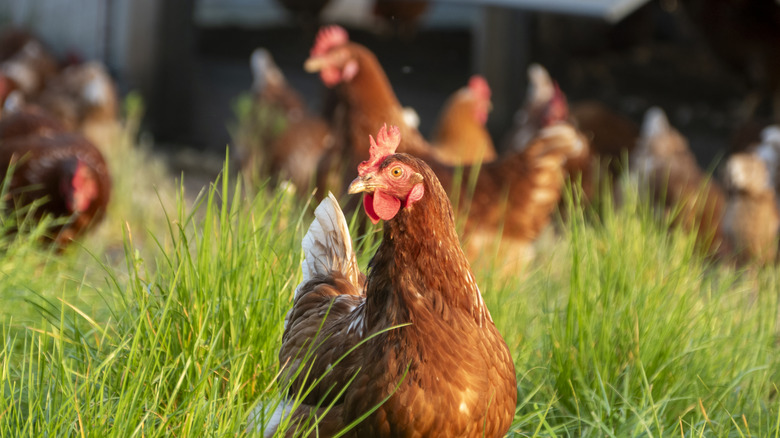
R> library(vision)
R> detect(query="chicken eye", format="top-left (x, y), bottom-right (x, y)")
top-left (390, 166), bottom-right (404, 178)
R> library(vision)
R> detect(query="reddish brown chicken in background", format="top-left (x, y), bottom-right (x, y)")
top-left (256, 125), bottom-right (516, 437)
top-left (631, 107), bottom-right (729, 256)
top-left (0, 110), bottom-right (111, 247)
top-left (721, 152), bottom-right (779, 265)
top-left (30, 61), bottom-right (120, 150)
top-left (306, 26), bottom-right (585, 266)
top-left (430, 75), bottom-right (497, 165)
top-left (0, 31), bottom-right (59, 97)
top-left (502, 64), bottom-right (570, 154)
top-left (240, 48), bottom-right (334, 192)
top-left (571, 101), bottom-right (639, 168)
top-left (506, 64), bottom-right (638, 203)
top-left (0, 106), bottom-right (66, 140)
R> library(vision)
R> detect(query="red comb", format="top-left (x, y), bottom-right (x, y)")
top-left (544, 82), bottom-right (569, 124)
top-left (468, 75), bottom-right (491, 101)
top-left (358, 124), bottom-right (401, 176)
top-left (311, 25), bottom-right (349, 57)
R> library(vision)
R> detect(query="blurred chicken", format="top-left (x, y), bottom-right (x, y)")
top-left (0, 32), bottom-right (59, 97)
top-left (502, 64), bottom-right (569, 153)
top-left (429, 75), bottom-right (496, 165)
top-left (372, 0), bottom-right (430, 38)
top-left (571, 101), bottom-right (639, 171)
top-left (250, 48), bottom-right (307, 120)
top-left (0, 106), bottom-right (66, 140)
top-left (27, 61), bottom-right (120, 150)
top-left (0, 73), bottom-right (18, 111)
top-left (0, 110), bottom-right (111, 247)
top-left (504, 64), bottom-right (638, 205)
top-left (0, 28), bottom-right (38, 61)
top-left (680, 0), bottom-right (780, 120)
top-left (721, 152), bottom-right (779, 265)
top-left (305, 26), bottom-right (586, 266)
top-left (241, 48), bottom-right (334, 192)
top-left (632, 107), bottom-right (728, 256)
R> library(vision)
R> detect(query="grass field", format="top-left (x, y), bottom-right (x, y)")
top-left (1, 116), bottom-right (779, 437)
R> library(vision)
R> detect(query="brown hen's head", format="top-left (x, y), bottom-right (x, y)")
top-left (304, 25), bottom-right (358, 87)
top-left (468, 75), bottom-right (491, 124)
top-left (348, 124), bottom-right (424, 223)
top-left (544, 83), bottom-right (569, 126)
top-left (638, 107), bottom-right (689, 157)
top-left (60, 160), bottom-right (99, 214)
top-left (526, 64), bottom-right (569, 126)
top-left (724, 153), bottom-right (772, 196)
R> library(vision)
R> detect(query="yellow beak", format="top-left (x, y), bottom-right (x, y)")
top-left (304, 57), bottom-right (326, 73)
top-left (347, 175), bottom-right (377, 194)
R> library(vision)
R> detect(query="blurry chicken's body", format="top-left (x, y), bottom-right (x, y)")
top-left (722, 152), bottom-right (779, 265)
top-left (0, 110), bottom-right (111, 247)
top-left (632, 108), bottom-right (728, 256)
top-left (242, 48), bottom-right (334, 192)
top-left (30, 61), bottom-right (120, 150)
top-left (430, 75), bottom-right (496, 166)
top-left (0, 32), bottom-right (59, 97)
top-left (0, 106), bottom-right (65, 140)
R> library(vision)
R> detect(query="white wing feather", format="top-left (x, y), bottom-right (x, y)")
top-left (297, 193), bottom-right (360, 299)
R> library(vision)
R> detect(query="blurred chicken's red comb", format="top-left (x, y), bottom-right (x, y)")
top-left (468, 75), bottom-right (491, 101)
top-left (358, 124), bottom-right (401, 176)
top-left (546, 82), bottom-right (569, 123)
top-left (311, 25), bottom-right (349, 57)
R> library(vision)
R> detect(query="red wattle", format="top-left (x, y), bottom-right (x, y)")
top-left (363, 193), bottom-right (381, 224)
top-left (373, 190), bottom-right (401, 221)
top-left (363, 191), bottom-right (401, 224)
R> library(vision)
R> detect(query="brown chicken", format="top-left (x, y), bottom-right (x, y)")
top-left (28, 61), bottom-right (120, 150)
top-left (502, 64), bottom-right (569, 153)
top-left (241, 48), bottom-right (334, 192)
top-left (571, 101), bottom-right (639, 170)
top-left (0, 28), bottom-right (38, 61)
top-left (430, 75), bottom-right (497, 166)
top-left (0, 109), bottom-right (111, 247)
top-left (256, 125), bottom-right (516, 437)
top-left (506, 65), bottom-right (638, 203)
top-left (0, 33), bottom-right (59, 97)
top-left (721, 152), bottom-right (779, 265)
top-left (305, 26), bottom-right (585, 266)
top-left (632, 107), bottom-right (728, 256)
top-left (0, 106), bottom-right (66, 140)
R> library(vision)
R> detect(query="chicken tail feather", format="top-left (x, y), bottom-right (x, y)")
top-left (298, 193), bottom-right (360, 297)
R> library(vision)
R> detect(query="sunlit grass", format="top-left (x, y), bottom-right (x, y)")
top-left (1, 111), bottom-right (779, 436)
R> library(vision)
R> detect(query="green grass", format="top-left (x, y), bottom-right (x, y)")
top-left (1, 117), bottom-right (780, 436)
